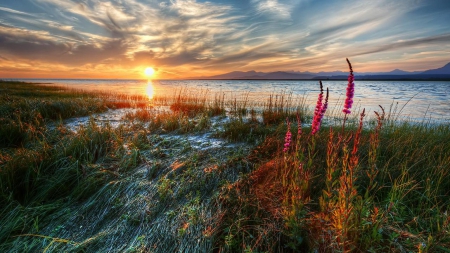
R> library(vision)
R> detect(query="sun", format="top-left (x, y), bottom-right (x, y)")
top-left (144, 67), bottom-right (155, 77)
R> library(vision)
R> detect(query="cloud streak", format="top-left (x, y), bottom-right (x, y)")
top-left (251, 0), bottom-right (292, 20)
top-left (0, 0), bottom-right (450, 78)
top-left (357, 33), bottom-right (450, 56)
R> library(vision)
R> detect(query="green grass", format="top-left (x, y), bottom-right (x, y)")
top-left (0, 81), bottom-right (150, 247)
top-left (215, 106), bottom-right (450, 252)
top-left (1, 80), bottom-right (449, 252)
top-left (0, 81), bottom-right (251, 251)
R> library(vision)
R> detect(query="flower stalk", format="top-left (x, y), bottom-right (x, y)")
top-left (311, 81), bottom-right (329, 135)
top-left (343, 58), bottom-right (355, 115)
top-left (342, 58), bottom-right (355, 133)
top-left (283, 118), bottom-right (292, 153)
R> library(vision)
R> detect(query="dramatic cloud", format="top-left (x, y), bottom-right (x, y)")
top-left (251, 0), bottom-right (292, 20)
top-left (0, 0), bottom-right (450, 78)
top-left (357, 33), bottom-right (450, 56)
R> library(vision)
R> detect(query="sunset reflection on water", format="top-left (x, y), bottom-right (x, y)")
top-left (22, 79), bottom-right (450, 122)
top-left (146, 81), bottom-right (154, 99)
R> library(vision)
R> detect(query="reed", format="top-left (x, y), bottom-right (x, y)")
top-left (1, 71), bottom-right (449, 252)
top-left (215, 60), bottom-right (450, 252)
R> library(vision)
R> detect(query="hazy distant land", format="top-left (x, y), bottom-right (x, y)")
top-left (197, 62), bottom-right (450, 80)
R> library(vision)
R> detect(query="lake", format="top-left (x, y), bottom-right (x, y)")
top-left (12, 79), bottom-right (450, 122)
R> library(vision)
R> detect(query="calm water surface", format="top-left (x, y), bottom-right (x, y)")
top-left (13, 79), bottom-right (450, 122)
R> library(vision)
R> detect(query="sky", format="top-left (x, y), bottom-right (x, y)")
top-left (1, 0), bottom-right (450, 79)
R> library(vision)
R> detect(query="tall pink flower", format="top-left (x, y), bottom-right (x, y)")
top-left (343, 58), bottom-right (355, 114)
top-left (314, 81), bottom-right (324, 117)
top-left (311, 81), bottom-right (323, 134)
top-left (283, 118), bottom-right (292, 153)
top-left (311, 85), bottom-right (329, 135)
top-left (320, 88), bottom-right (329, 118)
top-left (296, 112), bottom-right (302, 138)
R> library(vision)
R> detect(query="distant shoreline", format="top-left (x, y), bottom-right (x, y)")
top-left (192, 78), bottom-right (450, 81)
top-left (4, 77), bottom-right (450, 82)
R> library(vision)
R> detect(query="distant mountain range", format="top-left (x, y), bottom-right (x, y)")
top-left (195, 62), bottom-right (450, 80)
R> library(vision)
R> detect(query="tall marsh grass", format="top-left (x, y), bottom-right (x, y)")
top-left (0, 81), bottom-right (150, 246)
top-left (0, 81), bottom-right (150, 148)
top-left (1, 70), bottom-right (450, 252)
top-left (216, 60), bottom-right (450, 252)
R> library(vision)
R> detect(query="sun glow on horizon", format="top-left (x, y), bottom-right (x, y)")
top-left (144, 67), bottom-right (155, 78)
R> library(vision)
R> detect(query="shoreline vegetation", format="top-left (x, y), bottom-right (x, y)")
top-left (6, 77), bottom-right (450, 81)
top-left (1, 63), bottom-right (450, 252)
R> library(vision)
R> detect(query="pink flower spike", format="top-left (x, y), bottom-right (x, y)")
top-left (296, 112), bottom-right (302, 138)
top-left (343, 58), bottom-right (355, 115)
top-left (312, 87), bottom-right (329, 135)
top-left (283, 118), bottom-right (292, 153)
top-left (311, 81), bottom-right (324, 134)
